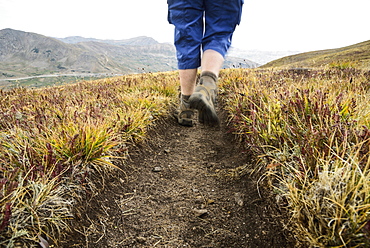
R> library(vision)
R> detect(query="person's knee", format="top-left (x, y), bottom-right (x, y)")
top-left (202, 35), bottom-right (234, 58)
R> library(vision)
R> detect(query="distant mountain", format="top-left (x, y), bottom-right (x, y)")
top-left (260, 40), bottom-right (370, 69)
top-left (0, 28), bottom-right (177, 79)
top-left (56, 36), bottom-right (159, 46)
top-left (57, 36), bottom-right (259, 69)
top-left (0, 28), bottom-right (259, 80)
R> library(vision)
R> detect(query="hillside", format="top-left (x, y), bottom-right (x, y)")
top-left (0, 28), bottom-right (176, 79)
top-left (261, 40), bottom-right (370, 69)
top-left (0, 29), bottom-right (259, 82)
top-left (2, 69), bottom-right (369, 247)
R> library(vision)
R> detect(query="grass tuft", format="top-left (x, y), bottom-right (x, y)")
top-left (220, 68), bottom-right (370, 247)
top-left (0, 71), bottom-right (179, 246)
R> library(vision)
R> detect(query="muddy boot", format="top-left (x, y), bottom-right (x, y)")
top-left (173, 94), bottom-right (195, 127)
top-left (188, 71), bottom-right (220, 126)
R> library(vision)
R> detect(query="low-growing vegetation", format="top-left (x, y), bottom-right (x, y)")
top-left (0, 72), bottom-right (179, 247)
top-left (220, 68), bottom-right (370, 247)
top-left (1, 67), bottom-right (370, 247)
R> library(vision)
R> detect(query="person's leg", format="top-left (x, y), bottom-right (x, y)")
top-left (179, 69), bottom-right (197, 96)
top-left (189, 0), bottom-right (243, 126)
top-left (168, 0), bottom-right (203, 71)
top-left (187, 50), bottom-right (225, 127)
top-left (179, 47), bottom-right (223, 98)
top-left (167, 0), bottom-right (204, 126)
top-left (202, 0), bottom-right (243, 59)
top-left (201, 49), bottom-right (224, 77)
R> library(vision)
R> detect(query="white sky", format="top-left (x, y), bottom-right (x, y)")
top-left (0, 0), bottom-right (369, 52)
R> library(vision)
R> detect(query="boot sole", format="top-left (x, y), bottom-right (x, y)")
top-left (173, 109), bottom-right (194, 127)
top-left (189, 92), bottom-right (219, 126)
top-left (178, 118), bottom-right (193, 127)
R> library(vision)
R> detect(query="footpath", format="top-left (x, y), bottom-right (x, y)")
top-left (62, 111), bottom-right (295, 247)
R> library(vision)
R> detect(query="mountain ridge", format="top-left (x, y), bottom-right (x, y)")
top-left (56, 35), bottom-right (160, 46)
top-left (0, 28), bottom-right (259, 80)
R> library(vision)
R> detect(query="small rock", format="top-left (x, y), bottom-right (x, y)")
top-left (152, 167), bottom-right (162, 172)
top-left (206, 162), bottom-right (216, 168)
top-left (193, 208), bottom-right (208, 217)
top-left (136, 236), bottom-right (146, 243)
top-left (234, 192), bottom-right (244, 206)
top-left (194, 196), bottom-right (203, 204)
top-left (164, 148), bottom-right (171, 154)
top-left (15, 112), bottom-right (23, 120)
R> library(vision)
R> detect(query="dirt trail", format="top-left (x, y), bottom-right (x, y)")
top-left (62, 111), bottom-right (295, 247)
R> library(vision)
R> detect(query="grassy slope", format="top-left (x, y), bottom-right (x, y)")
top-left (220, 68), bottom-right (370, 247)
top-left (0, 72), bottom-right (179, 246)
top-left (261, 40), bottom-right (370, 69)
top-left (1, 67), bottom-right (370, 247)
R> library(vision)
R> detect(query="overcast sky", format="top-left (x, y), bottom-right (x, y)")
top-left (0, 0), bottom-right (369, 52)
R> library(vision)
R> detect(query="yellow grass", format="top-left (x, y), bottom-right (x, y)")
top-left (0, 71), bottom-right (179, 246)
top-left (220, 68), bottom-right (370, 247)
top-left (1, 68), bottom-right (370, 247)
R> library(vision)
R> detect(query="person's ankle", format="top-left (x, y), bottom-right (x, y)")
top-left (200, 71), bottom-right (217, 82)
top-left (181, 94), bottom-right (191, 102)
top-left (199, 71), bottom-right (217, 89)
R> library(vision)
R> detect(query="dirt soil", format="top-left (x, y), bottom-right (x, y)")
top-left (61, 110), bottom-right (296, 248)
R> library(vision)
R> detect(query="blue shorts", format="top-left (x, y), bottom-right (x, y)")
top-left (167, 0), bottom-right (244, 69)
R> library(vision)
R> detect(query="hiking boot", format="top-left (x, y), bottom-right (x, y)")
top-left (188, 71), bottom-right (220, 126)
top-left (174, 94), bottom-right (195, 127)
